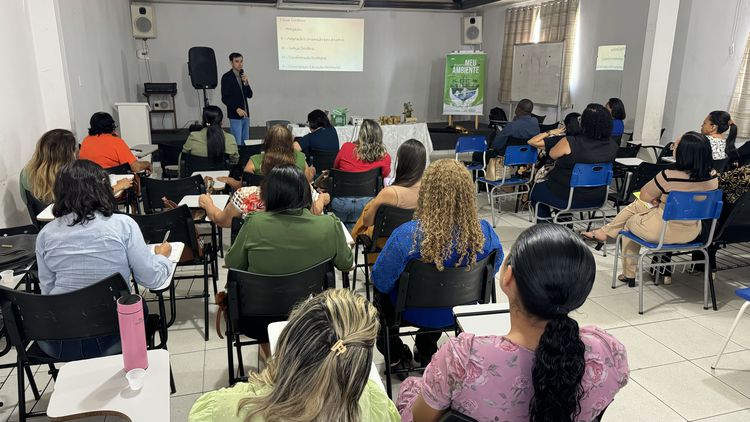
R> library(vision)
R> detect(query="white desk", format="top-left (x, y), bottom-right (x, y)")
top-left (130, 144), bottom-right (158, 159)
top-left (244, 139), bottom-right (263, 146)
top-left (178, 194), bottom-right (230, 209)
top-left (267, 321), bottom-right (385, 392)
top-left (453, 303), bottom-right (511, 337)
top-left (662, 156), bottom-right (676, 163)
top-left (47, 349), bottom-right (170, 422)
top-left (615, 157), bottom-right (644, 167)
top-left (191, 170), bottom-right (230, 190)
top-left (37, 204), bottom-right (54, 222)
top-left (340, 222), bottom-right (355, 246)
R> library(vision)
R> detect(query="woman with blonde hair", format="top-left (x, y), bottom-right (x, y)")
top-left (188, 288), bottom-right (400, 422)
top-left (372, 159), bottom-right (504, 369)
top-left (332, 119), bottom-right (392, 227)
top-left (21, 129), bottom-right (78, 205)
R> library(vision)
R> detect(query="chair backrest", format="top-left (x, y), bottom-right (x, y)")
top-left (539, 122), bottom-right (559, 132)
top-left (570, 163), bottom-right (613, 188)
top-left (712, 158), bottom-right (730, 172)
top-left (157, 143), bottom-right (182, 168)
top-left (329, 168), bottom-right (382, 199)
top-left (657, 142), bottom-right (674, 162)
top-left (310, 148), bottom-right (338, 172)
top-left (737, 141), bottom-right (750, 167)
top-left (616, 143), bottom-right (641, 158)
top-left (140, 175), bottom-right (205, 213)
top-left (631, 163), bottom-right (672, 193)
top-left (266, 120), bottom-right (290, 129)
top-left (130, 205), bottom-right (200, 260)
top-left (531, 113), bottom-right (546, 124)
top-left (504, 145), bottom-right (538, 167)
top-left (0, 225), bottom-right (38, 237)
top-left (0, 273), bottom-right (128, 357)
top-left (182, 153), bottom-right (228, 176)
top-left (23, 189), bottom-right (48, 228)
top-left (241, 172), bottom-right (265, 187)
top-left (662, 190), bottom-right (723, 222)
top-left (506, 136), bottom-right (530, 147)
top-left (369, 205), bottom-right (414, 251)
top-left (714, 191), bottom-right (750, 244)
top-left (105, 163), bottom-right (133, 175)
top-left (612, 134), bottom-right (623, 147)
top-left (226, 261), bottom-right (334, 328)
top-left (455, 136), bottom-right (487, 154)
top-left (230, 217), bottom-right (245, 244)
top-left (395, 251), bottom-right (497, 316)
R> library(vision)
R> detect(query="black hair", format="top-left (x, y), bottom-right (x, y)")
top-left (581, 103), bottom-right (613, 140)
top-left (563, 112), bottom-right (583, 136)
top-left (88, 112), bottom-right (117, 136)
top-left (307, 109), bottom-right (332, 131)
top-left (708, 111), bottom-right (738, 161)
top-left (52, 160), bottom-right (116, 226)
top-left (393, 139), bottom-right (426, 188)
top-left (261, 165), bottom-right (312, 213)
top-left (202, 106), bottom-right (226, 161)
top-left (229, 52), bottom-right (243, 61)
top-left (517, 99), bottom-right (534, 115)
top-left (607, 98), bottom-right (626, 120)
top-left (508, 224), bottom-right (595, 422)
top-left (675, 132), bottom-right (713, 180)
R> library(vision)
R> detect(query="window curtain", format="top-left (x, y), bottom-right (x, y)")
top-left (498, 5), bottom-right (539, 103)
top-left (498, 0), bottom-right (579, 107)
top-left (729, 33), bottom-right (750, 138)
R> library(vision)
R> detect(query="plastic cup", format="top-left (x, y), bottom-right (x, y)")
top-left (125, 368), bottom-right (146, 391)
top-left (0, 270), bottom-right (14, 287)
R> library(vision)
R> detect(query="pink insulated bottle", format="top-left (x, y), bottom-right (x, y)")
top-left (117, 294), bottom-right (149, 371)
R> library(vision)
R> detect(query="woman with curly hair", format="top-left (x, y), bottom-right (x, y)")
top-left (371, 159), bottom-right (503, 369)
top-left (396, 224), bottom-right (629, 422)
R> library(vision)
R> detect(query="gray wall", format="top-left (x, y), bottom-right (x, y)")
top-left (142, 3), bottom-right (465, 126)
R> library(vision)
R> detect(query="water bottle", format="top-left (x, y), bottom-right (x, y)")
top-left (117, 294), bottom-right (149, 371)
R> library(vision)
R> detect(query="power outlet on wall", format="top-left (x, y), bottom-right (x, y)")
top-left (136, 49), bottom-right (149, 60)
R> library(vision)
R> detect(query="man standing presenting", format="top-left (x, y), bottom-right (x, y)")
top-left (221, 52), bottom-right (253, 145)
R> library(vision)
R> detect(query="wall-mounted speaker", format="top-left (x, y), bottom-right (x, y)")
top-left (188, 47), bottom-right (218, 89)
top-left (462, 16), bottom-right (483, 45)
top-left (131, 3), bottom-right (157, 39)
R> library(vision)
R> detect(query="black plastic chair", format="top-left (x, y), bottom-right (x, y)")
top-left (241, 172), bottom-right (264, 187)
top-left (266, 120), bottom-right (290, 129)
top-left (225, 261), bottom-right (334, 384)
top-left (352, 205), bottom-right (414, 301)
top-left (181, 153), bottom-right (229, 178)
top-left (157, 143), bottom-right (182, 179)
top-left (105, 163), bottom-right (140, 214)
top-left (232, 145), bottom-right (263, 179)
top-left (23, 190), bottom-right (48, 229)
top-left (737, 142), bottom-right (750, 167)
top-left (131, 205), bottom-right (216, 340)
top-left (713, 158), bottom-right (730, 172)
top-left (609, 162), bottom-right (671, 212)
top-left (531, 114), bottom-right (546, 125)
top-left (309, 148), bottom-right (338, 173)
top-left (539, 122), bottom-right (559, 132)
top-left (616, 142), bottom-right (641, 158)
top-left (329, 168), bottom-right (383, 203)
top-left (104, 163), bottom-right (132, 175)
top-left (383, 251), bottom-right (497, 397)
top-left (140, 175), bottom-right (205, 214)
top-left (0, 274), bottom-right (170, 421)
top-left (230, 217), bottom-right (245, 244)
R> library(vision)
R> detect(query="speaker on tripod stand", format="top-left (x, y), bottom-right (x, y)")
top-left (188, 47), bottom-right (217, 108)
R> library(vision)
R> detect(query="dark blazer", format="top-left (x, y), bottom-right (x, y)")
top-left (220, 70), bottom-right (253, 120)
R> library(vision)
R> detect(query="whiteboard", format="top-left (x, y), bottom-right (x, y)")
top-left (510, 42), bottom-right (564, 106)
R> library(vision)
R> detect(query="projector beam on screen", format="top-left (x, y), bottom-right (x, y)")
top-left (277, 16), bottom-right (364, 72)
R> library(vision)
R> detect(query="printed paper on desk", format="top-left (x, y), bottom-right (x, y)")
top-left (149, 242), bottom-right (185, 263)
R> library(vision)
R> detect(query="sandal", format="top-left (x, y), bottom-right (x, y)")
top-left (618, 274), bottom-right (636, 288)
top-left (580, 232), bottom-right (605, 251)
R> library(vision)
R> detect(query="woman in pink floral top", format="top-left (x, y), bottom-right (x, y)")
top-left (397, 224), bottom-right (629, 422)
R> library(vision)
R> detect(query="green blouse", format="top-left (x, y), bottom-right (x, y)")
top-left (225, 208), bottom-right (352, 274)
top-left (181, 128), bottom-right (239, 165)
top-left (188, 380), bottom-right (400, 422)
top-left (248, 151), bottom-right (307, 175)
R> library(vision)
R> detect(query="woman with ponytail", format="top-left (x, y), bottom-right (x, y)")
top-left (181, 105), bottom-right (239, 174)
top-left (701, 110), bottom-right (739, 165)
top-left (397, 224), bottom-right (629, 422)
top-left (189, 288), bottom-right (399, 422)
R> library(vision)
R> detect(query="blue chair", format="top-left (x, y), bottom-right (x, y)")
top-left (712, 287), bottom-right (750, 369)
top-left (532, 163), bottom-right (614, 233)
top-left (477, 145), bottom-right (538, 227)
top-left (455, 136), bottom-right (487, 191)
top-left (610, 190), bottom-right (723, 314)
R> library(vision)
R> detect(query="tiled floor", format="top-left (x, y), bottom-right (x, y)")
top-left (2, 195), bottom-right (750, 421)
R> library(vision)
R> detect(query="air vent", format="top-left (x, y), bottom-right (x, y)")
top-left (277, 0), bottom-right (364, 11)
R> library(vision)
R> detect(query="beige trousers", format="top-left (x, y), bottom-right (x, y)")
top-left (601, 201), bottom-right (701, 278)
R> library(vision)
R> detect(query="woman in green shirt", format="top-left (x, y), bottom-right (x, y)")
top-left (181, 106), bottom-right (239, 175)
top-left (225, 165), bottom-right (353, 349)
top-left (189, 288), bottom-right (399, 422)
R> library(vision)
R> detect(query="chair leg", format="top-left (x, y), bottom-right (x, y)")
top-left (235, 337), bottom-right (245, 379)
top-left (712, 301), bottom-right (749, 369)
top-left (169, 364), bottom-right (176, 394)
top-left (709, 269), bottom-right (718, 311)
top-left (383, 325), bottom-right (392, 399)
top-left (611, 236), bottom-right (621, 289)
top-left (352, 243), bottom-right (359, 291)
top-left (24, 365), bottom-right (40, 400)
top-left (227, 327), bottom-right (235, 385)
top-left (364, 254), bottom-right (371, 302)
top-left (638, 253), bottom-right (646, 315)
top-left (489, 187), bottom-right (496, 228)
top-left (17, 361), bottom-right (26, 422)
top-left (203, 263), bottom-right (210, 341)
top-left (48, 363), bottom-right (58, 381)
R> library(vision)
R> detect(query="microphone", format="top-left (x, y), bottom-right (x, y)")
top-left (239, 68), bottom-right (244, 76)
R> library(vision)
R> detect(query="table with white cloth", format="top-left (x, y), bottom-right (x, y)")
top-left (292, 123), bottom-right (434, 172)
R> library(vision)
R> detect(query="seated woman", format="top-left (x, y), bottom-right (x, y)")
top-left (397, 224), bottom-right (629, 422)
top-left (700, 110), bottom-right (738, 165)
top-left (294, 109), bottom-right (340, 156)
top-left (189, 288), bottom-right (399, 422)
top-left (528, 112), bottom-right (582, 153)
top-left (350, 139), bottom-right (426, 242)
top-left (332, 119), bottom-right (392, 227)
top-left (582, 132), bottom-right (718, 284)
top-left (79, 112), bottom-right (152, 174)
top-left (372, 159), bottom-right (503, 367)
top-left (180, 105), bottom-right (239, 175)
top-left (35, 159), bottom-right (172, 360)
top-left (224, 165), bottom-right (353, 356)
top-left (606, 97), bottom-right (627, 138)
top-left (530, 103), bottom-right (619, 220)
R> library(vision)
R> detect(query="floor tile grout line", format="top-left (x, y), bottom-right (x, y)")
top-left (689, 407), bottom-right (750, 421)
top-left (626, 377), bottom-right (689, 421)
top-left (685, 358), bottom-right (750, 403)
top-left (631, 322), bottom-right (743, 362)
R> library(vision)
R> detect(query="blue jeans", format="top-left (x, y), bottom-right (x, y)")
top-left (229, 117), bottom-right (249, 145)
top-left (38, 335), bottom-right (122, 361)
top-left (530, 182), bottom-right (602, 220)
top-left (332, 196), bottom-right (372, 229)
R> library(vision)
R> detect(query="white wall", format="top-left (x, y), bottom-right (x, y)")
top-left (143, 3), bottom-right (464, 126)
top-left (57, 0), bottom-right (139, 138)
top-left (662, 0), bottom-right (750, 143)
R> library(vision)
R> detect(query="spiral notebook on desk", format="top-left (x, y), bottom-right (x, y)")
top-left (148, 242), bottom-right (185, 291)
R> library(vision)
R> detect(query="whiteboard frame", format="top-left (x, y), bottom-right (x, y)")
top-left (510, 41), bottom-right (566, 108)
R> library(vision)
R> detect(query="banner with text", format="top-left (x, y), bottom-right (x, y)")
top-left (443, 52), bottom-right (486, 115)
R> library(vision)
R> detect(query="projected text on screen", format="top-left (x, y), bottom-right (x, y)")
top-left (277, 17), bottom-right (364, 72)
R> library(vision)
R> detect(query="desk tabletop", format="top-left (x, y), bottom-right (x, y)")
top-left (178, 194), bottom-right (230, 209)
top-left (130, 144), bottom-right (158, 159)
top-left (453, 303), bottom-right (511, 337)
top-left (662, 156), bottom-right (676, 163)
top-left (615, 157), bottom-right (644, 167)
top-left (47, 349), bottom-right (170, 422)
top-left (191, 171), bottom-right (230, 190)
top-left (340, 222), bottom-right (354, 246)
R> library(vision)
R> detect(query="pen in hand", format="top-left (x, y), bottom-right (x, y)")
top-left (162, 230), bottom-right (171, 244)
